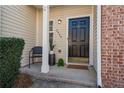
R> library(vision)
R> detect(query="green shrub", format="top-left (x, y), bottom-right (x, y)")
top-left (57, 58), bottom-right (64, 66)
top-left (0, 37), bottom-right (25, 88)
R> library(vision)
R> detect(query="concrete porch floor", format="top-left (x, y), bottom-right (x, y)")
top-left (21, 63), bottom-right (97, 87)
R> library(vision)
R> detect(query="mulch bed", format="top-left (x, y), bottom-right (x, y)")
top-left (13, 73), bottom-right (33, 88)
top-left (67, 64), bottom-right (88, 70)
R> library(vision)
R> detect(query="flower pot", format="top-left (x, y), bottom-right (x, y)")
top-left (49, 54), bottom-right (56, 66)
top-left (50, 51), bottom-right (54, 54)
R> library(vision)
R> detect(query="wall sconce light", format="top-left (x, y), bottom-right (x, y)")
top-left (58, 19), bottom-right (62, 24)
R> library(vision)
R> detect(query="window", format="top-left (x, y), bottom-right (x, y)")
top-left (49, 21), bottom-right (54, 49)
top-left (49, 21), bottom-right (53, 31)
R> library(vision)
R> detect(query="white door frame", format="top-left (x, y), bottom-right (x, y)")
top-left (66, 14), bottom-right (93, 66)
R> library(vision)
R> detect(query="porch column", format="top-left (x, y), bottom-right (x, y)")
top-left (41, 5), bottom-right (49, 73)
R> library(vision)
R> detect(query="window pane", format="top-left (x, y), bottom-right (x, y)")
top-left (49, 21), bottom-right (53, 31)
top-left (49, 21), bottom-right (53, 25)
top-left (49, 33), bottom-right (53, 37)
top-left (49, 27), bottom-right (52, 31)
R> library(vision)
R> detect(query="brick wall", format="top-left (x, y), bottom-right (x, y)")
top-left (101, 5), bottom-right (124, 87)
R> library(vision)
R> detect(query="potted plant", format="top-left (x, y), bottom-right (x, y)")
top-left (57, 58), bottom-right (64, 67)
top-left (49, 42), bottom-right (55, 54)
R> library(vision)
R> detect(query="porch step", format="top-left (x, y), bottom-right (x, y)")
top-left (21, 69), bottom-right (96, 88)
top-left (66, 64), bottom-right (88, 70)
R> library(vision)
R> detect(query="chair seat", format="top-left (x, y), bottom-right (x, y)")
top-left (32, 54), bottom-right (42, 57)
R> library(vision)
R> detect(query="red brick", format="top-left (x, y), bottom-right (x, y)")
top-left (101, 5), bottom-right (124, 88)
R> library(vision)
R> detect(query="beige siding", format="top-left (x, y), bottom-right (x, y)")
top-left (1, 5), bottom-right (36, 66)
top-left (93, 6), bottom-right (97, 71)
top-left (36, 9), bottom-right (43, 46)
top-left (49, 6), bottom-right (93, 63)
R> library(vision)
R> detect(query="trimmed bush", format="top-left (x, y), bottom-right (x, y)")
top-left (0, 37), bottom-right (25, 87)
top-left (57, 58), bottom-right (64, 66)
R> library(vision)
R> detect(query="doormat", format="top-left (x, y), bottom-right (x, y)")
top-left (67, 64), bottom-right (88, 70)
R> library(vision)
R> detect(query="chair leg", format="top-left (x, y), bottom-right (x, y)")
top-left (32, 57), bottom-right (34, 64)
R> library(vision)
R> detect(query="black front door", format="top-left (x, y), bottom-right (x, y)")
top-left (68, 17), bottom-right (90, 57)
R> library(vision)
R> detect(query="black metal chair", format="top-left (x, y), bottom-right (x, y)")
top-left (29, 46), bottom-right (42, 68)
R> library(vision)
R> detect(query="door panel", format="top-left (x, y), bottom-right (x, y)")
top-left (80, 45), bottom-right (85, 57)
top-left (68, 17), bottom-right (90, 57)
top-left (80, 28), bottom-right (85, 41)
top-left (72, 28), bottom-right (77, 41)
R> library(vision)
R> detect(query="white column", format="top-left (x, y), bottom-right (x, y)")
top-left (41, 5), bottom-right (49, 73)
top-left (97, 5), bottom-right (102, 87)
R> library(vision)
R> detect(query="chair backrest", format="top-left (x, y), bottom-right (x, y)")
top-left (32, 46), bottom-right (42, 54)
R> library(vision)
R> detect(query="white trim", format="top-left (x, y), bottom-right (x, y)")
top-left (66, 14), bottom-right (93, 66)
top-left (90, 5), bottom-right (94, 66)
top-left (41, 5), bottom-right (49, 73)
top-left (96, 5), bottom-right (102, 87)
